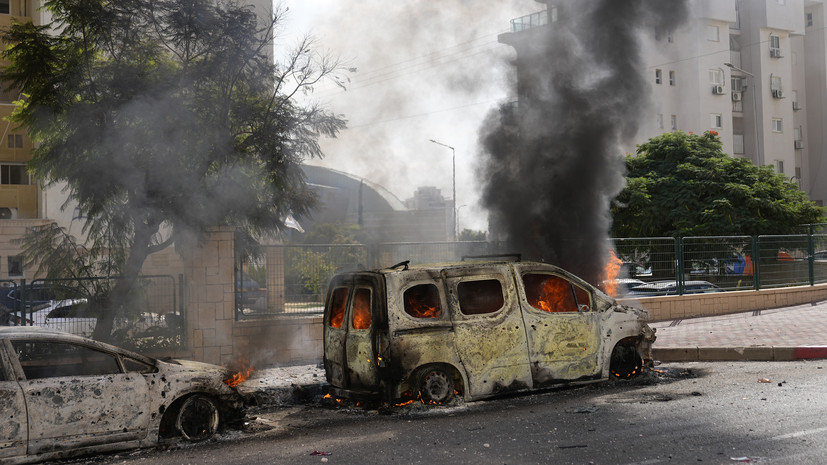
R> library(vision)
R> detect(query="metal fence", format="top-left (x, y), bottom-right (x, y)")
top-left (0, 275), bottom-right (183, 351)
top-left (238, 228), bottom-right (827, 317)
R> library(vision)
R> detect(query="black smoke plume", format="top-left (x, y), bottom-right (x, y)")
top-left (479, 0), bottom-right (688, 285)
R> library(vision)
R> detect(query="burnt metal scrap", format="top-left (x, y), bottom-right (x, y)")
top-left (323, 259), bottom-right (655, 404)
top-left (0, 327), bottom-right (246, 464)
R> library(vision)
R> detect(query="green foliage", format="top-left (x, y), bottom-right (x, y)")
top-left (458, 229), bottom-right (487, 241)
top-left (1, 0), bottom-right (346, 340)
top-left (612, 131), bottom-right (825, 238)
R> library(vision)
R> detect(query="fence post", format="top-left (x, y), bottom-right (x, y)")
top-left (809, 224), bottom-right (815, 286)
top-left (752, 236), bottom-right (761, 290)
top-left (19, 279), bottom-right (26, 326)
top-left (675, 237), bottom-right (685, 295)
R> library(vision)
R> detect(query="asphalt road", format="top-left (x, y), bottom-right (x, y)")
top-left (54, 361), bottom-right (827, 465)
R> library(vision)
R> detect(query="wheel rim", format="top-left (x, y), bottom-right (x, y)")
top-left (175, 395), bottom-right (219, 441)
top-left (420, 369), bottom-right (454, 403)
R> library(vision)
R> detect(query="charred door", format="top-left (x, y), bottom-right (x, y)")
top-left (518, 271), bottom-right (602, 386)
top-left (323, 275), bottom-right (382, 394)
top-left (11, 340), bottom-right (150, 453)
top-left (444, 266), bottom-right (532, 399)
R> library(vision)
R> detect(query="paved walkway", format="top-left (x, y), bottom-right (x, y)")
top-left (651, 299), bottom-right (827, 361)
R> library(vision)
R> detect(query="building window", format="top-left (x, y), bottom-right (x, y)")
top-left (671, 115), bottom-right (677, 130)
top-left (710, 114), bottom-right (723, 129)
top-left (794, 127), bottom-right (801, 141)
top-left (771, 75), bottom-right (783, 97)
top-left (775, 160), bottom-right (784, 174)
top-left (709, 69), bottom-right (724, 86)
top-left (770, 35), bottom-right (781, 56)
top-left (7, 134), bottom-right (21, 148)
top-left (776, 0), bottom-right (786, 5)
top-left (706, 25), bottom-right (719, 41)
top-left (655, 69), bottom-right (662, 84)
top-left (0, 164), bottom-right (29, 185)
top-left (667, 30), bottom-right (674, 43)
top-left (0, 0), bottom-right (8, 15)
top-left (7, 255), bottom-right (22, 277)
top-left (733, 134), bottom-right (745, 154)
top-left (550, 6), bottom-right (558, 22)
top-left (772, 118), bottom-right (783, 133)
top-left (657, 114), bottom-right (663, 129)
top-left (807, 12), bottom-right (813, 27)
top-left (669, 70), bottom-right (675, 86)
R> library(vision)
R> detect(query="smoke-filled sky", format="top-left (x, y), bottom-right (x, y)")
top-left (283, 0), bottom-right (529, 232)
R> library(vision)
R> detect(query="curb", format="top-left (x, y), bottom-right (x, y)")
top-left (653, 346), bottom-right (827, 362)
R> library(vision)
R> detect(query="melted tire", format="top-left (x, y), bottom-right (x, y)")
top-left (175, 395), bottom-right (219, 441)
top-left (610, 344), bottom-right (643, 379)
top-left (418, 367), bottom-right (455, 403)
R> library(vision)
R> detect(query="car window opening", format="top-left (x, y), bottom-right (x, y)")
top-left (523, 274), bottom-right (588, 313)
top-left (12, 341), bottom-right (121, 379)
top-left (403, 284), bottom-right (442, 319)
top-left (352, 288), bottom-right (371, 330)
top-left (457, 279), bottom-right (504, 315)
top-left (327, 287), bottom-right (348, 329)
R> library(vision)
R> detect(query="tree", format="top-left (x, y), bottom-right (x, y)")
top-left (1, 0), bottom-right (346, 341)
top-left (611, 131), bottom-right (825, 238)
top-left (458, 229), bottom-right (486, 241)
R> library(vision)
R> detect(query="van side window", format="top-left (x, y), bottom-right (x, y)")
top-left (328, 287), bottom-right (349, 328)
top-left (403, 284), bottom-right (442, 319)
top-left (523, 274), bottom-right (589, 313)
top-left (457, 279), bottom-right (504, 315)
top-left (352, 288), bottom-right (371, 330)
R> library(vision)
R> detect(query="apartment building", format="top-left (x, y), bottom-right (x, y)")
top-left (500, 0), bottom-right (827, 206)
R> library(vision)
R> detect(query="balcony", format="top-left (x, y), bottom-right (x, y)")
top-left (510, 10), bottom-right (548, 33)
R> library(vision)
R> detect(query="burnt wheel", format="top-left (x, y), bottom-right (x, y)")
top-left (418, 367), bottom-right (455, 403)
top-left (175, 395), bottom-right (219, 441)
top-left (610, 344), bottom-right (643, 379)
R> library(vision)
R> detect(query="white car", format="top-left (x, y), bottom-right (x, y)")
top-left (0, 327), bottom-right (246, 464)
top-left (30, 299), bottom-right (96, 337)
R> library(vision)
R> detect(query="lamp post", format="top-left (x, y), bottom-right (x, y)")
top-left (429, 139), bottom-right (456, 241)
top-left (725, 63), bottom-right (762, 166)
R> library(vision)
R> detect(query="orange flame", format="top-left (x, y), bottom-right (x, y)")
top-left (352, 288), bottom-right (371, 330)
top-left (603, 249), bottom-right (623, 297)
top-left (223, 356), bottom-right (254, 388)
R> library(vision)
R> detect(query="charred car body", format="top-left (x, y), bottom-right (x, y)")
top-left (0, 327), bottom-right (245, 464)
top-left (324, 259), bottom-right (656, 403)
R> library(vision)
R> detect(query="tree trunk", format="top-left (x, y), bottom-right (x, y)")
top-left (91, 223), bottom-right (156, 342)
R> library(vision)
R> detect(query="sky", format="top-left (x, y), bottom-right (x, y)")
top-left (279, 0), bottom-right (534, 232)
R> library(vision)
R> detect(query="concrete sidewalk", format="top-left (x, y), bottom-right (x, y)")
top-left (650, 299), bottom-right (827, 362)
top-left (238, 300), bottom-right (827, 406)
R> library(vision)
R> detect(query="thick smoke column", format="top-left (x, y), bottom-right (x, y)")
top-left (479, 0), bottom-right (688, 285)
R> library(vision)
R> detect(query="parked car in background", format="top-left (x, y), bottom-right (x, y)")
top-left (324, 259), bottom-right (656, 404)
top-left (600, 278), bottom-right (646, 297)
top-left (30, 299), bottom-right (96, 337)
top-left (0, 327), bottom-right (246, 464)
top-left (628, 280), bottom-right (720, 297)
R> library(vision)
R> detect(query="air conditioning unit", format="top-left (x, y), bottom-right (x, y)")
top-left (793, 101), bottom-right (801, 110)
top-left (770, 48), bottom-right (783, 58)
top-left (772, 89), bottom-right (784, 99)
top-left (794, 140), bottom-right (804, 149)
top-left (713, 85), bottom-right (725, 95)
top-left (0, 208), bottom-right (18, 220)
top-left (732, 92), bottom-right (742, 101)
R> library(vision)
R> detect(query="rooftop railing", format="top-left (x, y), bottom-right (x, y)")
top-left (510, 10), bottom-right (548, 33)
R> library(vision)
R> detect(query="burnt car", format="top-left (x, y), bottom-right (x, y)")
top-left (0, 327), bottom-right (245, 464)
top-left (323, 259), bottom-right (656, 404)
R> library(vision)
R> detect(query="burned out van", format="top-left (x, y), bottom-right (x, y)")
top-left (323, 259), bottom-right (656, 403)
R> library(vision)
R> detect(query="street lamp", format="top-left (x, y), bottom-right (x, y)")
top-left (725, 63), bottom-right (763, 166)
top-left (429, 139), bottom-right (456, 241)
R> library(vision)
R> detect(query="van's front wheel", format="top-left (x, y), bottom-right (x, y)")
top-left (417, 367), bottom-right (455, 403)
